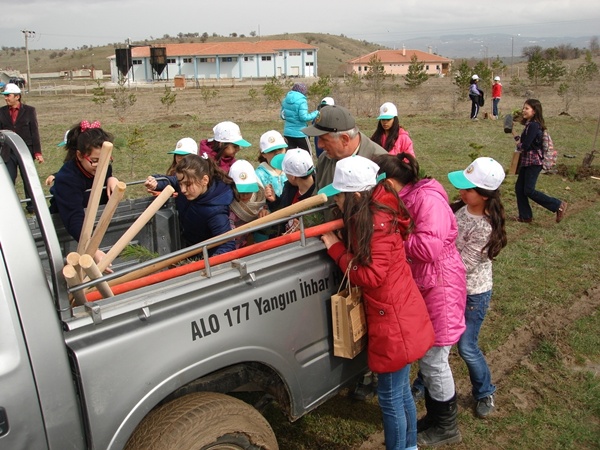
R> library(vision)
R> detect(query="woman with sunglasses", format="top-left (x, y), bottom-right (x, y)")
top-left (49, 120), bottom-right (119, 264)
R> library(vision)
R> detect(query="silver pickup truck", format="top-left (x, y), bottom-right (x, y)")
top-left (0, 130), bottom-right (367, 450)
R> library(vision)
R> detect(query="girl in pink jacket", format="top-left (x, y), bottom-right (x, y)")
top-left (375, 153), bottom-right (466, 447)
top-left (371, 102), bottom-right (415, 157)
top-left (320, 155), bottom-right (434, 450)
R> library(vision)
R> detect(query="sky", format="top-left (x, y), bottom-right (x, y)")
top-left (1, 0), bottom-right (598, 52)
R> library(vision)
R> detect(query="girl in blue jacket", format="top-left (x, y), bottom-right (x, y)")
top-left (280, 83), bottom-right (318, 153)
top-left (145, 154), bottom-right (236, 255)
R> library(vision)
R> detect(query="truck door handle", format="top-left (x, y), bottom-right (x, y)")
top-left (0, 407), bottom-right (9, 436)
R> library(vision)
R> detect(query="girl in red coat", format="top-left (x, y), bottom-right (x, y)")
top-left (319, 155), bottom-right (434, 450)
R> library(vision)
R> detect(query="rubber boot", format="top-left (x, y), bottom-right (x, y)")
top-left (416, 389), bottom-right (436, 432)
top-left (417, 393), bottom-right (462, 447)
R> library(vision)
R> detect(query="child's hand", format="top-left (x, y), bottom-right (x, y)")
top-left (144, 175), bottom-right (158, 191)
top-left (321, 231), bottom-right (341, 249)
top-left (258, 206), bottom-right (270, 218)
top-left (264, 184), bottom-right (275, 202)
top-left (106, 177), bottom-right (119, 197)
top-left (94, 249), bottom-right (113, 274)
top-left (45, 174), bottom-right (55, 186)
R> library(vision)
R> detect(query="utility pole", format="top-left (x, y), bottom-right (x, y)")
top-left (22, 30), bottom-right (35, 91)
top-left (511, 36), bottom-right (514, 76)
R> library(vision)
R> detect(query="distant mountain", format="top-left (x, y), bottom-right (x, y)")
top-left (376, 34), bottom-right (595, 59)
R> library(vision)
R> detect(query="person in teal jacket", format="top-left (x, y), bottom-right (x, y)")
top-left (280, 83), bottom-right (318, 154)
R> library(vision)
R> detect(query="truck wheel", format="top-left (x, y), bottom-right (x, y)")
top-left (125, 392), bottom-right (278, 450)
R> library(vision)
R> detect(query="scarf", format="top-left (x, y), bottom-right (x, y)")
top-left (229, 187), bottom-right (267, 223)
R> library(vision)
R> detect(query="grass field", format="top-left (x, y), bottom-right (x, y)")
top-left (10, 70), bottom-right (600, 449)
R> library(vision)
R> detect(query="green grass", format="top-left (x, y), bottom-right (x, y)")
top-left (10, 74), bottom-right (600, 449)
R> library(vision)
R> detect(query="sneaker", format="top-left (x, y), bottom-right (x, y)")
top-left (476, 395), bottom-right (495, 418)
top-left (411, 385), bottom-right (424, 402)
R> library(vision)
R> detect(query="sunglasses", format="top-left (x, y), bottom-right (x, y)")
top-left (83, 154), bottom-right (100, 166)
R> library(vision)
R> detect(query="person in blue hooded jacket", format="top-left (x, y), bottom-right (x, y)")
top-left (280, 83), bottom-right (319, 154)
top-left (144, 153), bottom-right (237, 255)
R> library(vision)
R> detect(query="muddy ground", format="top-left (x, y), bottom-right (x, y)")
top-left (357, 286), bottom-right (600, 449)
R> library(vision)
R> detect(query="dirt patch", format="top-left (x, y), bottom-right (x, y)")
top-left (357, 286), bottom-right (600, 449)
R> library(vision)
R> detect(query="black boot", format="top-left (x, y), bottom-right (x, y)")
top-left (350, 372), bottom-right (377, 401)
top-left (417, 393), bottom-right (462, 447)
top-left (417, 388), bottom-right (436, 432)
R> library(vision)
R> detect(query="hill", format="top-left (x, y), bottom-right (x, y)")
top-left (0, 33), bottom-right (386, 78)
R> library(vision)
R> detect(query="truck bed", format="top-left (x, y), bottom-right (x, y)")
top-left (1, 129), bottom-right (367, 450)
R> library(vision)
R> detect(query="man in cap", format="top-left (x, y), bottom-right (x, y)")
top-left (302, 105), bottom-right (387, 200)
top-left (0, 82), bottom-right (43, 212)
top-left (303, 105), bottom-right (387, 398)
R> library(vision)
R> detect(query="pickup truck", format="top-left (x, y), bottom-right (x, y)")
top-left (0, 130), bottom-right (367, 450)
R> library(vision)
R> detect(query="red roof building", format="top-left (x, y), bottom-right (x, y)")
top-left (347, 48), bottom-right (452, 77)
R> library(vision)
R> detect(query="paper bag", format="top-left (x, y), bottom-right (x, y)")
top-left (331, 275), bottom-right (367, 359)
top-left (508, 151), bottom-right (521, 175)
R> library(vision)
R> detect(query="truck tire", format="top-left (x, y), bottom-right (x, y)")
top-left (125, 392), bottom-right (278, 450)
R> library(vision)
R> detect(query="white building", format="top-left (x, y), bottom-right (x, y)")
top-left (109, 40), bottom-right (318, 83)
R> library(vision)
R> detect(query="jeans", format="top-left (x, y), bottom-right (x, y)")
top-left (457, 291), bottom-right (496, 400)
top-left (284, 135), bottom-right (312, 154)
top-left (515, 164), bottom-right (562, 220)
top-left (377, 364), bottom-right (416, 450)
top-left (469, 95), bottom-right (479, 119)
top-left (492, 98), bottom-right (500, 117)
top-left (418, 345), bottom-right (455, 401)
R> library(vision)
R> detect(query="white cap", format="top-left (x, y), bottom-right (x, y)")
top-left (494, 76), bottom-right (501, 81)
top-left (212, 121), bottom-right (251, 147)
top-left (448, 157), bottom-right (505, 191)
top-left (271, 148), bottom-right (315, 177)
top-left (57, 129), bottom-right (70, 147)
top-left (259, 130), bottom-right (288, 153)
top-left (471, 74), bottom-right (480, 80)
top-left (377, 102), bottom-right (398, 120)
top-left (320, 97), bottom-right (335, 106)
top-left (1, 83), bottom-right (21, 95)
top-left (168, 137), bottom-right (198, 155)
top-left (229, 160), bottom-right (259, 193)
top-left (318, 155), bottom-right (380, 197)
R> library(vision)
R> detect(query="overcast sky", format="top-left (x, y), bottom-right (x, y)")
top-left (1, 0), bottom-right (598, 51)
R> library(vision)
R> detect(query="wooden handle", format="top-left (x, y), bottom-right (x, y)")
top-left (96, 185), bottom-right (175, 273)
top-left (66, 251), bottom-right (81, 270)
top-left (79, 254), bottom-right (114, 299)
top-left (84, 181), bottom-right (126, 257)
top-left (63, 263), bottom-right (87, 306)
top-left (77, 141), bottom-right (114, 255)
top-left (112, 193), bottom-right (329, 280)
top-left (219, 193), bottom-right (328, 239)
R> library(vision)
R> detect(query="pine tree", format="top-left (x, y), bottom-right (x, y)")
top-left (405, 54), bottom-right (429, 89)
